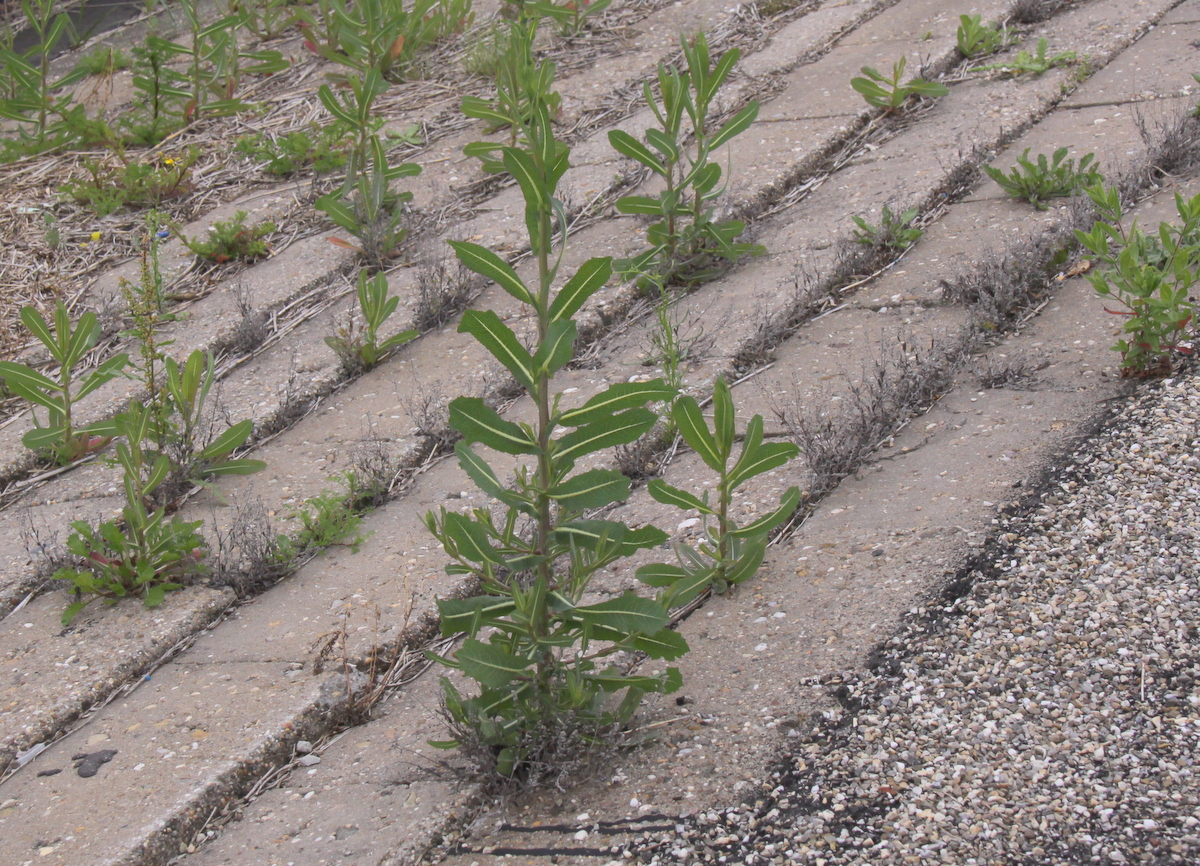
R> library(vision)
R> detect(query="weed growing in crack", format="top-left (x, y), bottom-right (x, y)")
top-left (324, 270), bottom-right (417, 373)
top-left (524, 0), bottom-right (611, 36)
top-left (974, 353), bottom-right (1043, 389)
top-left (610, 32), bottom-right (763, 287)
top-left (211, 496), bottom-right (286, 594)
top-left (235, 124), bottom-right (356, 177)
top-left (851, 56), bottom-right (947, 113)
top-left (429, 75), bottom-right (691, 783)
top-left (175, 210), bottom-right (275, 263)
top-left (56, 401), bottom-right (209, 625)
top-left (985, 147), bottom-right (1101, 210)
top-left (979, 38), bottom-right (1075, 77)
top-left (851, 205), bottom-right (923, 252)
top-left (404, 384), bottom-right (456, 451)
top-left (956, 15), bottom-right (1015, 60)
top-left (639, 377), bottom-right (800, 604)
top-left (0, 302), bottom-right (129, 464)
top-left (59, 148), bottom-right (198, 217)
top-left (1075, 184), bottom-right (1199, 376)
top-left (275, 473), bottom-right (373, 562)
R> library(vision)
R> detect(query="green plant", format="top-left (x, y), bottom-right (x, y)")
top-left (145, 0), bottom-right (288, 125)
top-left (984, 146), bottom-right (1101, 210)
top-left (638, 377), bottom-right (800, 605)
top-left (851, 204), bottom-right (923, 251)
top-left (850, 56), bottom-right (948, 112)
top-left (461, 17), bottom-right (561, 152)
top-left (524, 0), bottom-right (611, 36)
top-left (57, 401), bottom-right (207, 625)
top-left (980, 38), bottom-right (1075, 75)
top-left (72, 45), bottom-right (133, 77)
top-left (1075, 185), bottom-right (1199, 375)
top-left (956, 14), bottom-right (1014, 59)
top-left (325, 269), bottom-right (418, 371)
top-left (0, 0), bottom-right (87, 147)
top-left (316, 135), bottom-right (421, 268)
top-left (175, 210), bottom-right (276, 262)
top-left (59, 149), bottom-right (198, 217)
top-left (609, 32), bottom-right (763, 287)
top-left (274, 474), bottom-right (372, 562)
top-left (235, 123), bottom-right (355, 175)
top-left (0, 303), bottom-right (129, 464)
top-left (298, 0), bottom-right (473, 83)
top-left (226, 0), bottom-right (301, 40)
top-left (427, 97), bottom-right (685, 782)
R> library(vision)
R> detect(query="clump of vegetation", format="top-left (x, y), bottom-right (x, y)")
top-left (980, 38), bottom-right (1075, 76)
top-left (955, 14), bottom-right (1014, 59)
top-left (984, 147), bottom-right (1101, 210)
top-left (852, 205), bottom-right (923, 251)
top-left (59, 149), bottom-right (198, 217)
top-left (851, 56), bottom-right (948, 112)
top-left (609, 32), bottom-right (763, 287)
top-left (1076, 184), bottom-right (1199, 376)
top-left (176, 211), bottom-right (276, 263)
top-left (524, 0), bottom-right (611, 36)
top-left (0, 303), bottom-right (129, 464)
top-left (325, 269), bottom-right (417, 372)
top-left (72, 45), bottom-right (133, 77)
top-left (235, 124), bottom-right (356, 176)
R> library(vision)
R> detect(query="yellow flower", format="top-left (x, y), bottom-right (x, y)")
top-left (164, 157), bottom-right (175, 166)
top-left (90, 231), bottom-right (101, 242)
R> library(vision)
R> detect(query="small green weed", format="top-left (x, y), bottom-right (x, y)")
top-left (984, 147), bottom-right (1102, 210)
top-left (0, 302), bottom-right (129, 463)
top-left (325, 269), bottom-right (418, 372)
top-left (176, 210), bottom-right (275, 263)
top-left (72, 45), bottom-right (133, 77)
top-left (1076, 184), bottom-right (1199, 375)
top-left (60, 149), bottom-right (198, 217)
top-left (524, 0), bottom-right (611, 36)
top-left (956, 14), bottom-right (1015, 59)
top-left (57, 402), bottom-right (207, 625)
top-left (851, 205), bottom-right (923, 251)
top-left (980, 38), bottom-right (1074, 76)
top-left (851, 56), bottom-right (948, 112)
top-left (275, 474), bottom-right (372, 561)
top-left (235, 124), bottom-right (355, 176)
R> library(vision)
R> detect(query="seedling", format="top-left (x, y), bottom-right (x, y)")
top-left (176, 211), bottom-right (276, 263)
top-left (984, 147), bottom-right (1101, 210)
top-left (980, 38), bottom-right (1074, 76)
top-left (72, 45), bottom-right (133, 77)
top-left (638, 377), bottom-right (800, 606)
top-left (851, 56), bottom-right (948, 112)
top-left (325, 269), bottom-right (418, 371)
top-left (274, 472), bottom-right (373, 562)
top-left (1075, 185), bottom-right (1199, 375)
top-left (57, 401), bottom-right (207, 625)
top-left (610, 32), bottom-right (763, 287)
top-left (0, 303), bottom-right (129, 464)
top-left (851, 205), bottom-right (923, 251)
top-left (524, 0), bottom-right (611, 36)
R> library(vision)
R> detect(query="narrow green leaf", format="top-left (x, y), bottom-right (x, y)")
top-left (443, 511), bottom-right (501, 563)
top-left (548, 468), bottom-right (630, 511)
top-left (608, 130), bottom-right (668, 176)
top-left (616, 195), bottom-right (665, 216)
top-left (448, 241), bottom-right (533, 306)
top-left (449, 397), bottom-right (538, 455)
top-left (455, 442), bottom-right (508, 501)
top-left (709, 101), bottom-right (759, 150)
top-left (663, 565), bottom-right (714, 607)
top-left (549, 257), bottom-right (612, 323)
top-left (574, 592), bottom-right (667, 635)
top-left (502, 146), bottom-right (546, 217)
top-left (724, 536), bottom-right (767, 585)
top-left (621, 524), bottom-right (669, 553)
top-left (532, 319), bottom-right (576, 378)
top-left (558, 380), bottom-right (673, 427)
top-left (460, 310), bottom-right (535, 391)
top-left (731, 486), bottom-right (800, 538)
top-left (647, 478), bottom-right (712, 514)
top-left (455, 638), bottom-right (530, 688)
top-left (636, 562), bottom-right (689, 587)
top-left (727, 435), bottom-right (800, 490)
top-left (554, 408), bottom-right (656, 468)
top-left (634, 628), bottom-right (689, 660)
top-left (437, 595), bottom-right (516, 635)
top-left (672, 395), bottom-right (723, 472)
top-left (202, 458), bottom-right (267, 476)
top-left (199, 419), bottom-right (254, 462)
top-left (712, 377), bottom-right (735, 460)
top-left (552, 519), bottom-right (625, 551)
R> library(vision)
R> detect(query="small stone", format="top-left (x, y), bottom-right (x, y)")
top-left (295, 741), bottom-right (313, 754)
top-left (297, 755), bottom-right (321, 767)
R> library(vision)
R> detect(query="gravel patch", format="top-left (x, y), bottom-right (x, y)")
top-left (631, 365), bottom-right (1200, 865)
